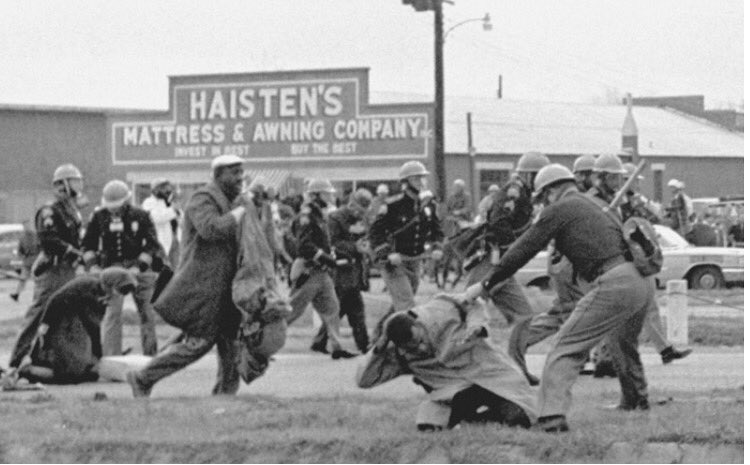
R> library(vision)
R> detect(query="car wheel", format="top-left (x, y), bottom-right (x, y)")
top-left (688, 266), bottom-right (725, 290)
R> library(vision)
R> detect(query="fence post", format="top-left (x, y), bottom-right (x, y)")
top-left (666, 279), bottom-right (689, 345)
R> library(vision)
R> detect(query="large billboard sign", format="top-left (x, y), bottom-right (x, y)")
top-left (109, 68), bottom-right (433, 165)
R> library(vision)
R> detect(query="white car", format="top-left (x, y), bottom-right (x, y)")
top-left (514, 224), bottom-right (744, 290)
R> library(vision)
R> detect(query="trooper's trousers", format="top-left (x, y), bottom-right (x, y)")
top-left (538, 261), bottom-right (651, 417)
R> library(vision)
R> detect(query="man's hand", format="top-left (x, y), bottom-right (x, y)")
top-left (387, 252), bottom-right (402, 266)
top-left (462, 283), bottom-right (484, 302)
top-left (137, 253), bottom-right (152, 272)
top-left (430, 249), bottom-right (443, 261)
top-left (128, 266), bottom-right (140, 277)
top-left (372, 333), bottom-right (390, 355)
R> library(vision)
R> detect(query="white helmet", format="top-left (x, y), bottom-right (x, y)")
top-left (533, 164), bottom-right (576, 197)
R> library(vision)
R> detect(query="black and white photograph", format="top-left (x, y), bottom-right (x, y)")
top-left (0, 0), bottom-right (743, 462)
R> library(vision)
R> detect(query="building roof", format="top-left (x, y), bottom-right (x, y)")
top-left (371, 93), bottom-right (744, 158)
top-left (0, 103), bottom-right (157, 116)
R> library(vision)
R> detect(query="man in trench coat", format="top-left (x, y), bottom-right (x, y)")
top-left (356, 294), bottom-right (537, 431)
top-left (126, 154), bottom-right (249, 397)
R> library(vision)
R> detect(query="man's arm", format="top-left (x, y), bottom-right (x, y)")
top-left (187, 192), bottom-right (240, 242)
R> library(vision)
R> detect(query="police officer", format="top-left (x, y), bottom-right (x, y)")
top-left (368, 161), bottom-right (443, 337)
top-left (464, 151), bottom-right (550, 325)
top-left (620, 162), bottom-right (661, 224)
top-left (466, 164), bottom-right (653, 432)
top-left (572, 154), bottom-right (596, 192)
top-left (82, 180), bottom-right (162, 356)
top-left (590, 153), bottom-right (626, 203)
top-left (285, 179), bottom-right (356, 360)
top-left (8, 164), bottom-right (87, 371)
top-left (311, 188), bottom-right (373, 354)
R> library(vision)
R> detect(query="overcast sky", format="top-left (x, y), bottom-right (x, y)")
top-left (0, 0), bottom-right (742, 110)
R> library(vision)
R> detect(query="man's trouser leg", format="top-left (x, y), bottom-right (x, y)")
top-left (449, 385), bottom-right (531, 429)
top-left (286, 272), bottom-right (319, 325)
top-left (372, 260), bottom-right (420, 342)
top-left (640, 296), bottom-right (670, 353)
top-left (538, 262), bottom-right (651, 418)
top-left (465, 256), bottom-right (533, 325)
top-left (508, 309), bottom-right (569, 381)
top-left (134, 333), bottom-right (214, 389)
top-left (309, 271), bottom-right (346, 352)
top-left (340, 288), bottom-right (369, 353)
top-left (9, 264), bottom-right (76, 368)
top-left (607, 293), bottom-right (650, 408)
top-left (212, 331), bottom-right (240, 395)
top-left (101, 292), bottom-right (125, 356)
top-left (133, 271), bottom-right (158, 355)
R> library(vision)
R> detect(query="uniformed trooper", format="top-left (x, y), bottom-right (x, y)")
top-left (465, 163), bottom-right (653, 433)
top-left (368, 161), bottom-right (444, 338)
top-left (590, 153), bottom-right (626, 203)
top-left (311, 188), bottom-right (374, 354)
top-left (82, 180), bottom-right (163, 356)
top-left (572, 154), bottom-right (596, 192)
top-left (620, 162), bottom-right (661, 224)
top-left (285, 179), bottom-right (356, 360)
top-left (463, 151), bottom-right (550, 325)
top-left (7, 164), bottom-right (87, 371)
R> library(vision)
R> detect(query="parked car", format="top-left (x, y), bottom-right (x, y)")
top-left (0, 223), bottom-right (25, 275)
top-left (514, 224), bottom-right (744, 290)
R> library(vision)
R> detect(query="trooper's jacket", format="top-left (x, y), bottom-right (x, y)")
top-left (291, 200), bottom-right (333, 263)
top-left (35, 198), bottom-right (82, 259)
top-left (369, 191), bottom-right (443, 260)
top-left (82, 204), bottom-right (162, 269)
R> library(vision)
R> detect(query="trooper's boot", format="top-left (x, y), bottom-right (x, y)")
top-left (310, 342), bottom-right (329, 354)
top-left (661, 346), bottom-right (692, 364)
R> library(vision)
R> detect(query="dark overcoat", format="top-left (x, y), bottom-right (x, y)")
top-left (154, 182), bottom-right (240, 339)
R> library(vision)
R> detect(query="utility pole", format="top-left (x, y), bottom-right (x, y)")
top-left (466, 112), bottom-right (476, 202)
top-left (433, 0), bottom-right (447, 202)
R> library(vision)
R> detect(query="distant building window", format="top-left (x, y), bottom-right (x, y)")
top-left (479, 169), bottom-right (509, 195)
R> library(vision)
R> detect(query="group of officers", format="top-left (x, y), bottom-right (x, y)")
top-left (3, 151), bottom-right (691, 434)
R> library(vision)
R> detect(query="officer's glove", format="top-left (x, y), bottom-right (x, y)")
top-left (137, 253), bottom-right (152, 272)
top-left (430, 249), bottom-right (443, 261)
top-left (387, 252), bottom-right (402, 267)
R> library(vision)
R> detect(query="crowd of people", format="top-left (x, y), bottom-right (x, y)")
top-left (1, 151), bottom-right (700, 434)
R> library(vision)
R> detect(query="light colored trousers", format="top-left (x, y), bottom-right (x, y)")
top-left (465, 255), bottom-right (534, 325)
top-left (101, 270), bottom-right (158, 356)
top-left (539, 262), bottom-right (652, 417)
top-left (135, 332), bottom-right (239, 395)
top-left (286, 269), bottom-right (346, 352)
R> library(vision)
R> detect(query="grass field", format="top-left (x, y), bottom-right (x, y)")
top-left (0, 386), bottom-right (742, 463)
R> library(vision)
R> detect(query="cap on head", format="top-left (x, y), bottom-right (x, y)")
top-left (306, 179), bottom-right (336, 194)
top-left (150, 177), bottom-right (171, 190)
top-left (593, 154), bottom-right (626, 174)
top-left (453, 179), bottom-right (466, 187)
top-left (376, 184), bottom-right (389, 195)
top-left (487, 184), bottom-right (500, 193)
top-left (516, 151), bottom-right (551, 173)
top-left (53, 164), bottom-right (82, 183)
top-left (533, 164), bottom-right (576, 197)
top-left (398, 161), bottom-right (429, 180)
top-left (101, 180), bottom-right (131, 209)
top-left (572, 154), bottom-right (596, 173)
top-left (622, 162), bottom-right (644, 180)
top-left (385, 312), bottom-right (416, 346)
top-left (210, 154), bottom-right (244, 171)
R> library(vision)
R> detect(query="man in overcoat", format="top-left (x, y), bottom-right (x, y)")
top-left (126, 154), bottom-right (248, 397)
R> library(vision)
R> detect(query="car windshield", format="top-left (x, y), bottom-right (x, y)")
top-left (654, 225), bottom-right (689, 249)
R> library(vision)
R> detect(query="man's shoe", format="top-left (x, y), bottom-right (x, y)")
top-left (536, 415), bottom-right (570, 433)
top-left (661, 346), bottom-right (692, 364)
top-left (592, 361), bottom-right (618, 378)
top-left (310, 344), bottom-right (329, 355)
top-left (9, 293), bottom-right (18, 302)
top-left (126, 371), bottom-right (151, 398)
top-left (579, 361), bottom-right (595, 375)
top-left (417, 423), bottom-right (443, 432)
top-left (526, 373), bottom-right (540, 386)
top-left (331, 349), bottom-right (357, 360)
